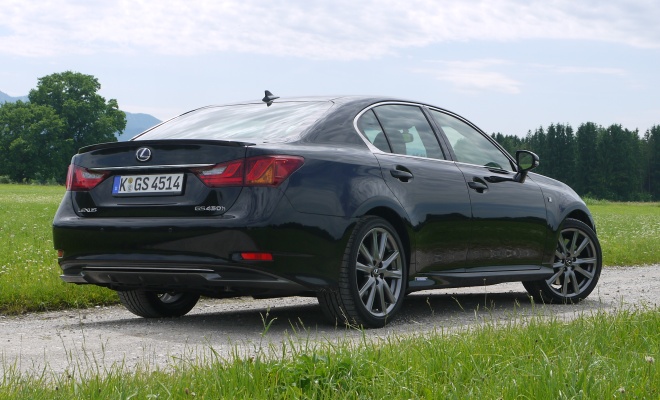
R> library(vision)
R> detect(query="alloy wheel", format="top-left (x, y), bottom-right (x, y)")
top-left (547, 226), bottom-right (599, 299)
top-left (354, 226), bottom-right (404, 317)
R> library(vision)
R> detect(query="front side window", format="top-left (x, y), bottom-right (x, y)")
top-left (357, 105), bottom-right (445, 160)
top-left (135, 101), bottom-right (333, 143)
top-left (429, 110), bottom-right (512, 170)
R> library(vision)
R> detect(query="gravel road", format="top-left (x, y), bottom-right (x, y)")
top-left (1, 265), bottom-right (658, 376)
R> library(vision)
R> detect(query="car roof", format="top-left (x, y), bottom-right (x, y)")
top-left (204, 95), bottom-right (421, 108)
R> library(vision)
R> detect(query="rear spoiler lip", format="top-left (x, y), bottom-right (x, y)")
top-left (78, 139), bottom-right (256, 154)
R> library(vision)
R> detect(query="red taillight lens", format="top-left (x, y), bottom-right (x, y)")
top-left (66, 165), bottom-right (109, 191)
top-left (239, 252), bottom-right (274, 261)
top-left (194, 156), bottom-right (304, 188)
top-left (193, 159), bottom-right (244, 187)
top-left (245, 156), bottom-right (304, 186)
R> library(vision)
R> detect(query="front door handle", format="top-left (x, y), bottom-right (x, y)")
top-left (468, 181), bottom-right (488, 193)
top-left (390, 167), bottom-right (413, 182)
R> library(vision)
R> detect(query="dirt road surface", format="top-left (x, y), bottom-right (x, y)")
top-left (1, 265), bottom-right (658, 376)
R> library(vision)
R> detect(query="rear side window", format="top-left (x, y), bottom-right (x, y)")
top-left (135, 101), bottom-right (333, 143)
top-left (356, 105), bottom-right (445, 160)
top-left (356, 110), bottom-right (391, 152)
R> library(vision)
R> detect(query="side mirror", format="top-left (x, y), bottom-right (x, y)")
top-left (514, 150), bottom-right (539, 183)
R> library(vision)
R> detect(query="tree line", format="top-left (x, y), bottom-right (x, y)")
top-left (492, 123), bottom-right (660, 201)
top-left (1, 71), bottom-right (659, 201)
top-left (0, 71), bottom-right (126, 184)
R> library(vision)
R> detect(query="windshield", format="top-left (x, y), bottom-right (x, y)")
top-left (135, 101), bottom-right (333, 143)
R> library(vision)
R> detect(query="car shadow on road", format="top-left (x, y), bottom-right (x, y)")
top-left (69, 288), bottom-right (607, 341)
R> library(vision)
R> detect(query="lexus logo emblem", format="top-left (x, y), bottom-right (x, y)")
top-left (136, 147), bottom-right (152, 162)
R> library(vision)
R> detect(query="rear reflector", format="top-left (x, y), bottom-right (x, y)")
top-left (193, 155), bottom-right (304, 188)
top-left (66, 165), bottom-right (109, 191)
top-left (239, 252), bottom-right (274, 261)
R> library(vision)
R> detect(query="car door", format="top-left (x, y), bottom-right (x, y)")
top-left (428, 109), bottom-right (550, 269)
top-left (356, 104), bottom-right (472, 277)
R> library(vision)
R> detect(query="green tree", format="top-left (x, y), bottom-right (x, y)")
top-left (526, 127), bottom-right (547, 176)
top-left (596, 125), bottom-right (644, 201)
top-left (575, 122), bottom-right (601, 197)
top-left (27, 71), bottom-right (126, 182)
top-left (491, 132), bottom-right (525, 157)
top-left (644, 125), bottom-right (660, 200)
top-left (555, 123), bottom-right (576, 187)
top-left (0, 101), bottom-right (65, 182)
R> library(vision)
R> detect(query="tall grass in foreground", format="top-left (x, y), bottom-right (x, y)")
top-left (0, 185), bottom-right (658, 314)
top-left (1, 308), bottom-right (658, 399)
top-left (0, 185), bottom-right (117, 314)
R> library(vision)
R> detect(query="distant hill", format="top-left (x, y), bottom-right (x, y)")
top-left (0, 90), bottom-right (28, 103)
top-left (117, 112), bottom-right (162, 141)
top-left (0, 90), bottom-right (161, 141)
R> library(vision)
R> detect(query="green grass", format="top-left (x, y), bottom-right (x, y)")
top-left (0, 184), bottom-right (658, 314)
top-left (0, 184), bottom-right (117, 314)
top-left (1, 308), bottom-right (658, 399)
top-left (588, 201), bottom-right (660, 266)
top-left (1, 185), bottom-right (659, 398)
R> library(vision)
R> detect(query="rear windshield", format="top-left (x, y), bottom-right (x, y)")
top-left (134, 101), bottom-right (333, 143)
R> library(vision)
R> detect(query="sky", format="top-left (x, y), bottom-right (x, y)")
top-left (1, 0), bottom-right (659, 137)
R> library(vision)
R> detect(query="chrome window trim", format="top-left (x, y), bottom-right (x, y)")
top-left (453, 160), bottom-right (513, 173)
top-left (372, 151), bottom-right (456, 165)
top-left (353, 101), bottom-right (517, 170)
top-left (352, 101), bottom-right (449, 161)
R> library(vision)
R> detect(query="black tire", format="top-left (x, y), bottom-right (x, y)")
top-left (523, 218), bottom-right (602, 303)
top-left (318, 216), bottom-right (407, 328)
top-left (117, 290), bottom-right (200, 318)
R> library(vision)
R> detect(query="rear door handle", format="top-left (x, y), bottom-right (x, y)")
top-left (390, 167), bottom-right (413, 182)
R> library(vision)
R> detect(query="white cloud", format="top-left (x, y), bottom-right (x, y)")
top-left (552, 66), bottom-right (627, 76)
top-left (0, 0), bottom-right (658, 60)
top-left (413, 60), bottom-right (522, 94)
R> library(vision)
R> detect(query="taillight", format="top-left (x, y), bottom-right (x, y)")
top-left (194, 156), bottom-right (304, 188)
top-left (245, 156), bottom-right (304, 186)
top-left (66, 165), bottom-right (109, 191)
top-left (193, 159), bottom-right (244, 187)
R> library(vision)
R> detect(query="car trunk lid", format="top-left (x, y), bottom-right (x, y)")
top-left (68, 140), bottom-right (253, 218)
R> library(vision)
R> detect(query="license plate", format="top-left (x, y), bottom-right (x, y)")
top-left (112, 174), bottom-right (184, 195)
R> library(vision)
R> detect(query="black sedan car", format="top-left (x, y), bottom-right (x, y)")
top-left (53, 93), bottom-right (602, 328)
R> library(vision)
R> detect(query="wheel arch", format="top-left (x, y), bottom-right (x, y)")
top-left (361, 206), bottom-right (413, 273)
top-left (565, 208), bottom-right (596, 232)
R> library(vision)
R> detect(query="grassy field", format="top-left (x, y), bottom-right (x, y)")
top-left (0, 185), bottom-right (659, 398)
top-left (0, 185), bottom-right (116, 314)
top-left (0, 184), bottom-right (658, 314)
top-left (588, 201), bottom-right (660, 266)
top-left (1, 308), bottom-right (658, 398)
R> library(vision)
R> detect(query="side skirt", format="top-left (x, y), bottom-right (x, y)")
top-left (407, 265), bottom-right (554, 291)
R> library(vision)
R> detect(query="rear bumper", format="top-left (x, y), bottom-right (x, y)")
top-left (60, 262), bottom-right (309, 297)
top-left (53, 190), bottom-right (355, 294)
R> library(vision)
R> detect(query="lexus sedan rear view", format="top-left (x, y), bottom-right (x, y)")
top-left (53, 93), bottom-right (603, 328)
